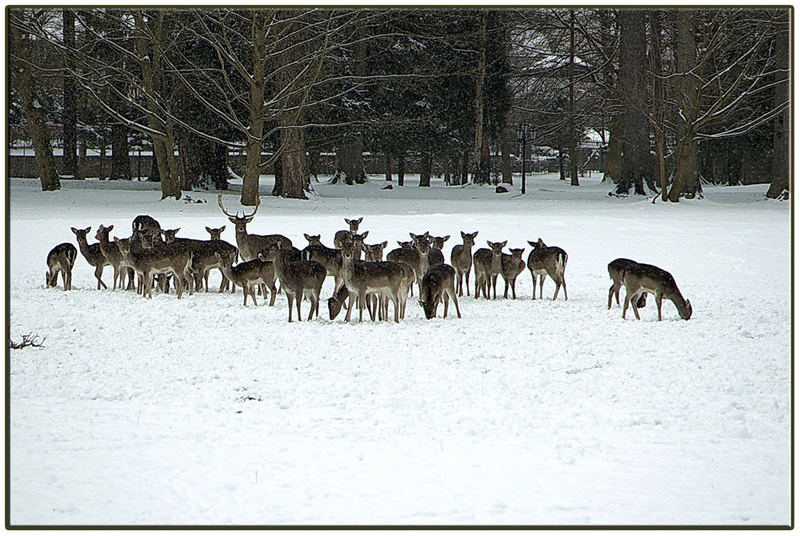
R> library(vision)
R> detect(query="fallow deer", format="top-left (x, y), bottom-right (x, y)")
top-left (427, 235), bottom-right (449, 267)
top-left (115, 236), bottom-right (193, 299)
top-left (339, 242), bottom-right (407, 323)
top-left (527, 238), bottom-right (568, 301)
top-left (450, 231), bottom-right (478, 297)
top-left (501, 247), bottom-right (526, 299)
top-left (608, 258), bottom-right (647, 309)
top-left (258, 242), bottom-right (327, 322)
top-left (45, 243), bottom-right (77, 291)
top-left (473, 240), bottom-right (507, 299)
top-left (419, 264), bottom-right (461, 320)
top-left (218, 195), bottom-right (292, 261)
top-left (622, 263), bottom-right (692, 321)
top-left (162, 228), bottom-right (239, 293)
top-left (71, 226), bottom-right (109, 290)
top-left (334, 217), bottom-right (363, 250)
top-left (215, 251), bottom-right (276, 306)
top-left (95, 225), bottom-right (129, 291)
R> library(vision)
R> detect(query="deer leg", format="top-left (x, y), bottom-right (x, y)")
top-left (443, 293), bottom-right (449, 318)
top-left (95, 265), bottom-right (107, 290)
top-left (608, 283), bottom-right (616, 309)
top-left (504, 280), bottom-right (509, 299)
top-left (530, 270), bottom-right (536, 299)
top-left (449, 288), bottom-right (462, 318)
top-left (630, 291), bottom-right (642, 320)
top-left (307, 292), bottom-right (316, 321)
top-left (295, 293), bottom-right (303, 322)
top-left (465, 268), bottom-right (471, 297)
top-left (358, 290), bottom-right (367, 322)
top-left (656, 294), bottom-right (663, 321)
top-left (552, 275), bottom-right (560, 301)
top-left (622, 291), bottom-right (630, 319)
top-left (539, 276), bottom-right (545, 300)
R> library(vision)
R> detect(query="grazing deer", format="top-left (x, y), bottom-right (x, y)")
top-left (527, 238), bottom-right (568, 301)
top-left (473, 240), bottom-right (507, 299)
top-left (71, 227), bottom-right (109, 290)
top-left (622, 263), bottom-right (692, 321)
top-left (115, 236), bottom-right (193, 299)
top-left (501, 248), bottom-right (526, 299)
top-left (339, 242), bottom-right (407, 323)
top-left (334, 217), bottom-right (363, 250)
top-left (215, 251), bottom-right (276, 306)
top-left (45, 243), bottom-right (77, 290)
top-left (217, 195), bottom-right (292, 261)
top-left (95, 225), bottom-right (130, 291)
top-left (419, 264), bottom-right (461, 320)
top-left (450, 231), bottom-right (478, 297)
top-left (608, 258), bottom-right (647, 309)
top-left (258, 242), bottom-right (327, 322)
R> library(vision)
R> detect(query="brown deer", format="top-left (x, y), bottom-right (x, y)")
top-left (501, 247), bottom-right (526, 299)
top-left (217, 195), bottom-right (292, 261)
top-left (115, 236), bottom-right (193, 299)
top-left (339, 242), bottom-right (407, 323)
top-left (95, 225), bottom-right (130, 291)
top-left (527, 238), bottom-right (568, 301)
top-left (386, 239), bottom-right (425, 297)
top-left (427, 235), bottom-right (449, 267)
top-left (450, 231), bottom-right (478, 297)
top-left (608, 258), bottom-right (647, 309)
top-left (362, 241), bottom-right (388, 262)
top-left (258, 242), bottom-right (327, 322)
top-left (205, 226), bottom-right (226, 241)
top-left (396, 239), bottom-right (414, 249)
top-left (71, 227), bottom-right (109, 289)
top-left (334, 217), bottom-right (363, 250)
top-left (419, 264), bottom-right (461, 320)
top-left (622, 263), bottom-right (692, 321)
top-left (162, 228), bottom-right (239, 293)
top-left (215, 251), bottom-right (276, 306)
top-left (473, 240), bottom-right (507, 299)
top-left (132, 215), bottom-right (162, 238)
top-left (45, 243), bottom-right (77, 290)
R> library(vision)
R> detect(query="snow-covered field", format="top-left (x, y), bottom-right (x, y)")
top-left (7, 173), bottom-right (792, 526)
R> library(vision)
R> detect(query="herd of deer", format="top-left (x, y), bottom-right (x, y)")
top-left (43, 195), bottom-right (692, 322)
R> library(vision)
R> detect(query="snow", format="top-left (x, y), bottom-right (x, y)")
top-left (7, 173), bottom-right (791, 526)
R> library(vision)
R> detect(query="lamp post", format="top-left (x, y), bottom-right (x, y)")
top-left (516, 124), bottom-right (528, 195)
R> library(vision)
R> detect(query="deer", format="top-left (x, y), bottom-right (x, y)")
top-left (501, 247), bottom-right (526, 299)
top-left (45, 243), bottom-right (77, 290)
top-left (258, 242), bottom-right (327, 322)
top-left (419, 264), bottom-right (461, 320)
top-left (527, 238), bottom-right (568, 301)
top-left (608, 258), bottom-right (647, 309)
top-left (114, 235), bottom-right (193, 299)
top-left (339, 241), bottom-right (408, 323)
top-left (396, 239), bottom-right (415, 249)
top-left (132, 215), bottom-right (162, 239)
top-left (333, 217), bottom-right (363, 250)
top-left (95, 224), bottom-right (131, 291)
top-left (473, 240), bottom-right (507, 299)
top-left (217, 195), bottom-right (292, 261)
top-left (622, 263), bottom-right (692, 321)
top-left (215, 251), bottom-right (277, 306)
top-left (450, 231), bottom-right (479, 297)
top-left (70, 227), bottom-right (109, 290)
top-left (427, 235), bottom-right (449, 267)
top-left (386, 238), bottom-right (426, 297)
top-left (162, 228), bottom-right (239, 293)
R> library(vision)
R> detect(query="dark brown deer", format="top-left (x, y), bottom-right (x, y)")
top-left (608, 258), bottom-right (647, 309)
top-left (501, 247), bottom-right (526, 299)
top-left (527, 238), bottom-right (568, 301)
top-left (95, 225), bottom-right (129, 291)
top-left (218, 195), bottom-right (292, 261)
top-left (162, 228), bottom-right (239, 293)
top-left (71, 227), bottom-right (109, 289)
top-left (45, 243), bottom-right (77, 290)
top-left (473, 240), bottom-right (506, 299)
top-left (115, 236), bottom-right (193, 299)
top-left (258, 242), bottom-right (327, 322)
top-left (419, 264), bottom-right (461, 320)
top-left (339, 242), bottom-right (407, 323)
top-left (427, 235), bottom-right (449, 267)
top-left (450, 231), bottom-right (478, 297)
top-left (622, 263), bottom-right (692, 321)
top-left (334, 217), bottom-right (363, 250)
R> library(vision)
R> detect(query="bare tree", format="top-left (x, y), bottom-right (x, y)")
top-left (766, 8), bottom-right (790, 199)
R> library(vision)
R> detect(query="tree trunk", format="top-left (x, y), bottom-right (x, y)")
top-left (668, 9), bottom-right (700, 201)
top-left (558, 148), bottom-right (565, 180)
top-left (472, 11), bottom-right (489, 184)
top-left (337, 137), bottom-right (367, 185)
top-left (110, 123), bottom-right (131, 180)
top-left (604, 114), bottom-right (623, 183)
top-left (501, 124), bottom-right (513, 184)
top-left (62, 9), bottom-right (78, 179)
top-left (618, 9), bottom-right (649, 196)
top-left (767, 9), bottom-right (790, 199)
top-left (398, 153), bottom-right (405, 186)
top-left (240, 10), bottom-right (267, 205)
top-left (419, 152), bottom-right (432, 187)
top-left (12, 25), bottom-right (60, 191)
top-left (385, 154), bottom-right (392, 181)
top-left (649, 10), bottom-right (668, 202)
top-left (568, 10), bottom-right (580, 187)
top-left (277, 127), bottom-right (308, 199)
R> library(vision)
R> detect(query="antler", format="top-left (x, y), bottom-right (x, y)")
top-left (217, 195), bottom-right (237, 218)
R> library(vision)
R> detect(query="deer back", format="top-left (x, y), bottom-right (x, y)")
top-left (623, 262), bottom-right (691, 316)
top-left (420, 263), bottom-right (456, 317)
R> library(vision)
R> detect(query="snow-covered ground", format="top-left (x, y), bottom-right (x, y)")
top-left (7, 173), bottom-right (791, 526)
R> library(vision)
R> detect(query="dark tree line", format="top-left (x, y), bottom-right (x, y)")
top-left (8, 7), bottom-right (790, 202)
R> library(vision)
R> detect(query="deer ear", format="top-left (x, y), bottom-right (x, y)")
top-left (219, 225), bottom-right (225, 232)
top-left (500, 241), bottom-right (507, 248)
top-left (528, 240), bottom-right (536, 246)
top-left (361, 231), bottom-right (369, 239)
top-left (461, 231), bottom-right (466, 239)
top-left (443, 235), bottom-right (450, 242)
top-left (304, 233), bottom-right (311, 240)
top-left (206, 226), bottom-right (212, 233)
top-left (70, 227), bottom-right (78, 234)
top-left (380, 241), bottom-right (387, 248)
top-left (356, 217), bottom-right (363, 224)
top-left (486, 241), bottom-right (492, 247)
top-left (107, 224), bottom-right (114, 231)
top-left (85, 226), bottom-right (91, 233)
